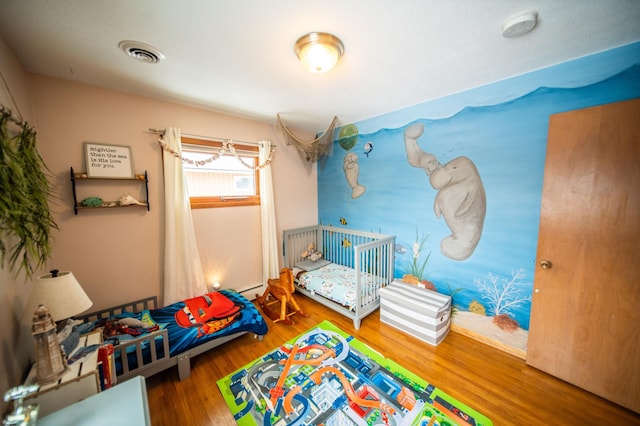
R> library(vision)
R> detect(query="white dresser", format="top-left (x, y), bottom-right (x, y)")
top-left (38, 376), bottom-right (150, 426)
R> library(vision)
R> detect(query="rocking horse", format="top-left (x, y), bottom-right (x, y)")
top-left (256, 267), bottom-right (308, 325)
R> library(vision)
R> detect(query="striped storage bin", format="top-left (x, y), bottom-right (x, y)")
top-left (379, 280), bottom-right (451, 346)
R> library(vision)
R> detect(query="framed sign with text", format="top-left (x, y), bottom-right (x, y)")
top-left (84, 142), bottom-right (135, 178)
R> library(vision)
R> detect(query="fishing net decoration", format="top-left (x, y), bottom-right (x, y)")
top-left (276, 113), bottom-right (337, 168)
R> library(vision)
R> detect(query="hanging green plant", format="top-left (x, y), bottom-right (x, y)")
top-left (0, 106), bottom-right (58, 278)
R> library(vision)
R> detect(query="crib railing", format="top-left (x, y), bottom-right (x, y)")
top-left (283, 225), bottom-right (321, 268)
top-left (354, 236), bottom-right (395, 309)
top-left (283, 225), bottom-right (394, 272)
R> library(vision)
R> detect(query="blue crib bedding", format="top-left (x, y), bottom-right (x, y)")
top-left (99, 290), bottom-right (267, 374)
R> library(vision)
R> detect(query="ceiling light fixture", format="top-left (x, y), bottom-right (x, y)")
top-left (294, 32), bottom-right (344, 73)
top-left (118, 40), bottom-right (165, 63)
top-left (502, 11), bottom-right (538, 38)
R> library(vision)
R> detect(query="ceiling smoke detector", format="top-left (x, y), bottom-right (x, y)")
top-left (502, 11), bottom-right (538, 38)
top-left (118, 40), bottom-right (165, 63)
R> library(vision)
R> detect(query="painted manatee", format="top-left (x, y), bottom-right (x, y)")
top-left (404, 123), bottom-right (486, 260)
top-left (431, 157), bottom-right (486, 260)
top-left (343, 152), bottom-right (366, 199)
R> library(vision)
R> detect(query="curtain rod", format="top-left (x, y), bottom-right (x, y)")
top-left (147, 128), bottom-right (274, 147)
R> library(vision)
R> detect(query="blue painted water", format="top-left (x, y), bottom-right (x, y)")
top-left (319, 65), bottom-right (640, 331)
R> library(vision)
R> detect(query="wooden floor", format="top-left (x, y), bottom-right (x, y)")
top-left (145, 294), bottom-right (639, 425)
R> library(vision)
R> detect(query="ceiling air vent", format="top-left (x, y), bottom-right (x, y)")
top-left (118, 40), bottom-right (165, 63)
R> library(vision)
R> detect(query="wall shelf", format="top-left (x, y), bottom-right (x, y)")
top-left (70, 167), bottom-right (149, 215)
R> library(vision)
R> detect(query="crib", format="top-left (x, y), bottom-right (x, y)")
top-left (282, 225), bottom-right (395, 329)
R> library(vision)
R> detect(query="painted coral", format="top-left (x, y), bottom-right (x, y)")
top-left (401, 274), bottom-right (436, 291)
top-left (493, 314), bottom-right (520, 332)
top-left (475, 268), bottom-right (531, 318)
top-left (468, 300), bottom-right (487, 316)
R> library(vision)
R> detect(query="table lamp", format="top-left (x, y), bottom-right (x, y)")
top-left (25, 270), bottom-right (93, 383)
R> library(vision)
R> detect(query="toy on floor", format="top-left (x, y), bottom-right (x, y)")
top-left (256, 267), bottom-right (308, 325)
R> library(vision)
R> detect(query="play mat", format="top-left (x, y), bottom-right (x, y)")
top-left (217, 320), bottom-right (492, 425)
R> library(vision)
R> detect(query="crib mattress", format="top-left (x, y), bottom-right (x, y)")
top-left (296, 263), bottom-right (379, 310)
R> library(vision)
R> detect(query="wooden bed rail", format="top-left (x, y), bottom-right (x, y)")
top-left (78, 296), bottom-right (159, 322)
top-left (114, 328), bottom-right (171, 383)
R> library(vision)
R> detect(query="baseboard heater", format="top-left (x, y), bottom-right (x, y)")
top-left (238, 284), bottom-right (263, 301)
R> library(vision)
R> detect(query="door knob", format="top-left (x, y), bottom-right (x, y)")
top-left (540, 260), bottom-right (552, 269)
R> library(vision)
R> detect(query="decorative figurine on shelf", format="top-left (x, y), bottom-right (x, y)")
top-left (80, 197), bottom-right (103, 207)
top-left (119, 193), bottom-right (145, 206)
top-left (256, 268), bottom-right (308, 325)
top-left (32, 305), bottom-right (68, 383)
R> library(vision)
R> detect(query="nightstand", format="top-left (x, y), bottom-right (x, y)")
top-left (23, 330), bottom-right (102, 417)
top-left (38, 376), bottom-right (150, 426)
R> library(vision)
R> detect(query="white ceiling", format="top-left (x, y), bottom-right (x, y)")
top-left (1, 1), bottom-right (639, 132)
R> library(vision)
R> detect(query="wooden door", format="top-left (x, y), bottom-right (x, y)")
top-left (527, 99), bottom-right (640, 413)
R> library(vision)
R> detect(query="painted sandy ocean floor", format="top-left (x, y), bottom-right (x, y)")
top-left (452, 311), bottom-right (528, 355)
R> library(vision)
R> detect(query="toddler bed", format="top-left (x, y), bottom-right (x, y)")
top-left (78, 289), bottom-right (267, 383)
top-left (283, 225), bottom-right (395, 330)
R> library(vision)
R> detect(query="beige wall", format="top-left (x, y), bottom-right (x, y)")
top-left (30, 74), bottom-right (318, 306)
top-left (1, 42), bottom-right (317, 405)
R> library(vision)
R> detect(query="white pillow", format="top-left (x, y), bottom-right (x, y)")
top-left (118, 317), bottom-right (145, 328)
top-left (295, 259), bottom-right (330, 272)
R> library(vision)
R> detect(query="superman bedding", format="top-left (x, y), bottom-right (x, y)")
top-left (95, 289), bottom-right (267, 374)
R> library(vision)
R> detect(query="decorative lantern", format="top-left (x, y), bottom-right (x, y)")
top-left (32, 305), bottom-right (68, 383)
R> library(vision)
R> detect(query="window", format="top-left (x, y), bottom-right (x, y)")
top-left (181, 137), bottom-right (260, 208)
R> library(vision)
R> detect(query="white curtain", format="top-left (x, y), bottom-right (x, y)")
top-left (259, 140), bottom-right (279, 286)
top-left (162, 128), bottom-right (207, 304)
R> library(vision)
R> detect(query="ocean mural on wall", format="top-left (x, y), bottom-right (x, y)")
top-left (317, 52), bottom-right (640, 353)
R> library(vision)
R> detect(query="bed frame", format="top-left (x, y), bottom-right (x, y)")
top-left (283, 225), bottom-right (396, 330)
top-left (78, 296), bottom-right (260, 383)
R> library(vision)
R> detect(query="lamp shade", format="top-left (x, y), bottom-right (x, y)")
top-left (294, 32), bottom-right (344, 73)
top-left (25, 271), bottom-right (93, 322)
